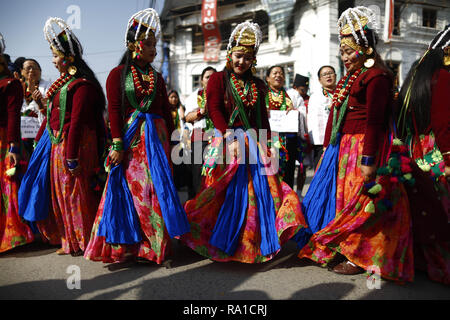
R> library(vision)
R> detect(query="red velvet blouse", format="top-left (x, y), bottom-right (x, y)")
top-left (206, 71), bottom-right (271, 135)
top-left (323, 68), bottom-right (393, 157)
top-left (35, 78), bottom-right (104, 159)
top-left (0, 77), bottom-right (23, 143)
top-left (430, 69), bottom-right (450, 166)
top-left (106, 64), bottom-right (174, 140)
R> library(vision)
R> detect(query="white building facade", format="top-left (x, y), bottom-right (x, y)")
top-left (160, 0), bottom-right (450, 100)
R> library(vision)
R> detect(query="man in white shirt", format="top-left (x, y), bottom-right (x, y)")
top-left (307, 65), bottom-right (337, 169)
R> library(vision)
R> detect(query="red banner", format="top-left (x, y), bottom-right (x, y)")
top-left (201, 0), bottom-right (221, 62)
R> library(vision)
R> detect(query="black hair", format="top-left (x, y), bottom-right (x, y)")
top-left (0, 54), bottom-right (13, 77)
top-left (23, 58), bottom-right (42, 71)
top-left (396, 25), bottom-right (450, 138)
top-left (14, 57), bottom-right (25, 71)
top-left (167, 89), bottom-right (182, 108)
top-left (201, 66), bottom-right (217, 80)
top-left (3, 54), bottom-right (11, 64)
top-left (265, 65), bottom-right (285, 79)
top-left (397, 50), bottom-right (445, 137)
top-left (317, 65), bottom-right (335, 78)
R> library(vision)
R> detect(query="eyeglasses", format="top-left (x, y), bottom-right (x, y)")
top-left (320, 72), bottom-right (336, 78)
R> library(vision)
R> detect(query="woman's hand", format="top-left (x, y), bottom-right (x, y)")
top-left (8, 152), bottom-right (19, 167)
top-left (285, 105), bottom-right (295, 114)
top-left (361, 164), bottom-right (377, 182)
top-left (109, 150), bottom-right (124, 166)
top-left (32, 89), bottom-right (43, 102)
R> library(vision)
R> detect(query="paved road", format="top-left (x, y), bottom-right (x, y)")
top-left (1, 168), bottom-right (449, 301)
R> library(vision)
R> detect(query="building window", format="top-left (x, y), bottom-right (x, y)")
top-left (393, 4), bottom-right (401, 35)
top-left (192, 74), bottom-right (201, 90)
top-left (422, 8), bottom-right (437, 28)
top-left (338, 0), bottom-right (355, 18)
top-left (192, 25), bottom-right (204, 54)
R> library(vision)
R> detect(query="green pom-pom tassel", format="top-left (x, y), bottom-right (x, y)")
top-left (388, 157), bottom-right (400, 169)
top-left (403, 173), bottom-right (412, 180)
top-left (364, 201), bottom-right (375, 213)
top-left (5, 167), bottom-right (16, 176)
top-left (377, 167), bottom-right (391, 175)
top-left (393, 138), bottom-right (404, 146)
top-left (368, 183), bottom-right (382, 195)
top-left (376, 201), bottom-right (387, 212)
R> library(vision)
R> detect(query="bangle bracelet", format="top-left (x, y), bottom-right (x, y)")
top-left (112, 141), bottom-right (124, 151)
top-left (9, 146), bottom-right (20, 154)
top-left (66, 160), bottom-right (79, 170)
top-left (361, 155), bottom-right (375, 166)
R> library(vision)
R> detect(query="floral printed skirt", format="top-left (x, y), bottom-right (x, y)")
top-left (84, 118), bottom-right (172, 264)
top-left (407, 132), bottom-right (450, 285)
top-left (180, 135), bottom-right (307, 263)
top-left (36, 128), bottom-right (100, 254)
top-left (0, 127), bottom-right (34, 253)
top-left (298, 134), bottom-right (414, 283)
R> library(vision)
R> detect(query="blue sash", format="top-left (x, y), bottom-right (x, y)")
top-left (209, 130), bottom-right (279, 256)
top-left (292, 134), bottom-right (340, 249)
top-left (18, 130), bottom-right (52, 222)
top-left (97, 112), bottom-right (189, 244)
top-left (143, 113), bottom-right (190, 237)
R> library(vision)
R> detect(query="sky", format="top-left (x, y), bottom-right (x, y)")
top-left (0, 0), bottom-right (165, 89)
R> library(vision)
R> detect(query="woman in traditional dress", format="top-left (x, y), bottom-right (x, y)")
top-left (396, 25), bottom-right (450, 285)
top-left (18, 18), bottom-right (106, 256)
top-left (265, 65), bottom-right (299, 188)
top-left (293, 7), bottom-right (414, 282)
top-left (0, 33), bottom-right (34, 253)
top-left (84, 8), bottom-right (189, 265)
top-left (180, 22), bottom-right (306, 264)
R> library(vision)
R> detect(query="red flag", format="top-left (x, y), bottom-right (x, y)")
top-left (201, 0), bottom-right (221, 62)
top-left (384, 0), bottom-right (394, 42)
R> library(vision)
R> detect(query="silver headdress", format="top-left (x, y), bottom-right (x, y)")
top-left (338, 6), bottom-right (378, 47)
top-left (430, 25), bottom-right (450, 50)
top-left (125, 8), bottom-right (161, 47)
top-left (227, 21), bottom-right (262, 54)
top-left (0, 33), bottom-right (5, 55)
top-left (43, 17), bottom-right (83, 56)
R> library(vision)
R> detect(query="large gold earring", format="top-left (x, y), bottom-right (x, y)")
top-left (68, 65), bottom-right (77, 76)
top-left (364, 58), bottom-right (375, 68)
top-left (444, 48), bottom-right (450, 66)
top-left (251, 57), bottom-right (257, 75)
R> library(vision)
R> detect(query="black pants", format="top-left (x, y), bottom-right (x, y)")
top-left (282, 134), bottom-right (299, 189)
top-left (312, 144), bottom-right (324, 170)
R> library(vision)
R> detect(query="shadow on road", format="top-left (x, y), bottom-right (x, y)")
top-left (289, 282), bottom-right (355, 300)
